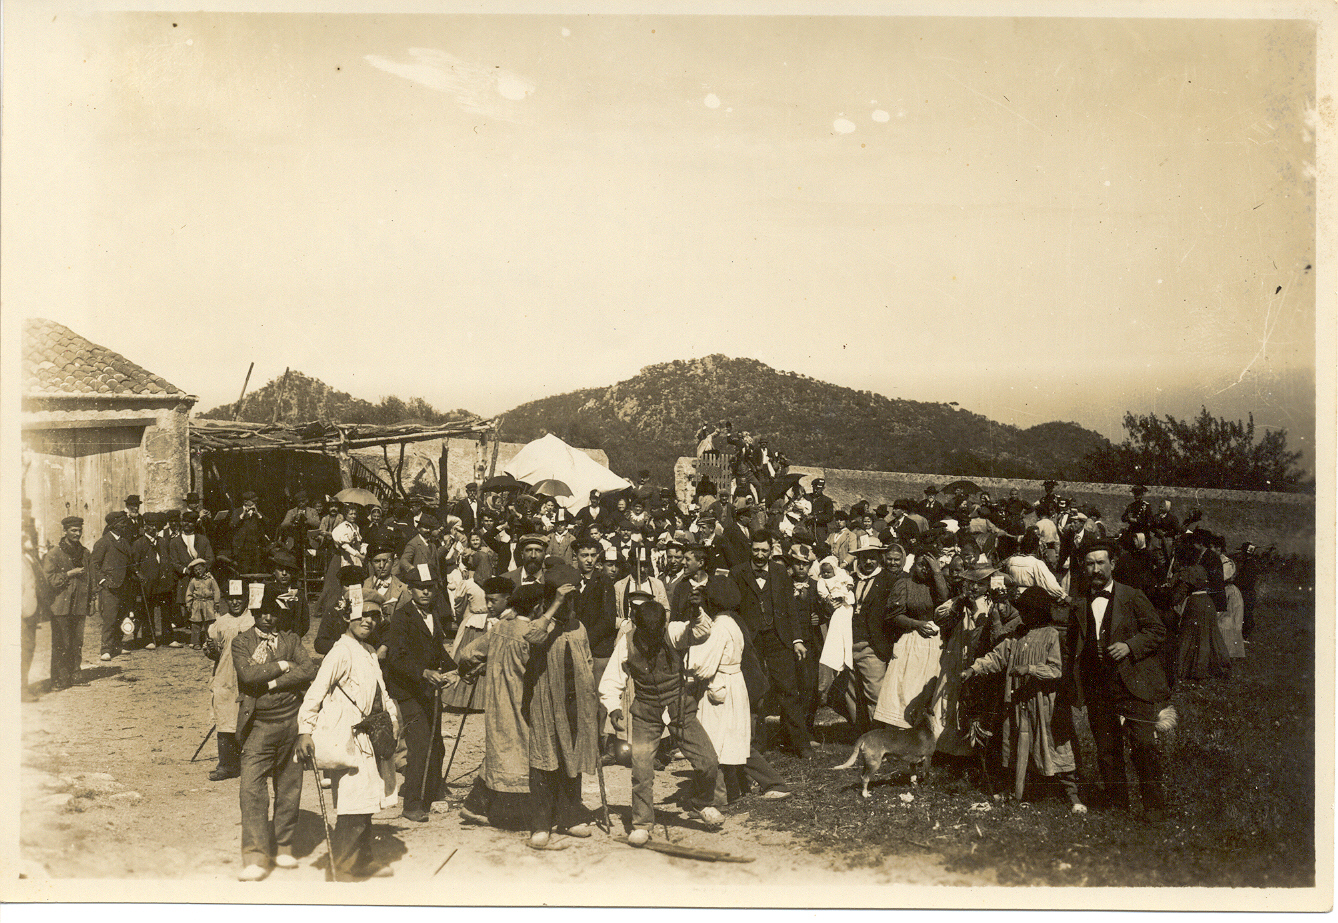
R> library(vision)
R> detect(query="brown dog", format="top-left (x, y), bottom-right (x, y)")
top-left (835, 694), bottom-right (942, 799)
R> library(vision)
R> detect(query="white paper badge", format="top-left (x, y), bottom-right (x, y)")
top-left (417, 563), bottom-right (432, 583)
top-left (348, 584), bottom-right (363, 608)
top-left (248, 583), bottom-right (265, 610)
top-left (229, 579), bottom-right (243, 597)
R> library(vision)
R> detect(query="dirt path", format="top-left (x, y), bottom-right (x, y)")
top-left (20, 623), bottom-right (995, 897)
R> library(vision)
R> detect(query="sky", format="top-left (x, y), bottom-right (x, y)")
top-left (4, 5), bottom-right (1323, 469)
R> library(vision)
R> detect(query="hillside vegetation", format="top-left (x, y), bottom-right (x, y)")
top-left (499, 355), bottom-right (1110, 483)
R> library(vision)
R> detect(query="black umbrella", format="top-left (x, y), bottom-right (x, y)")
top-left (482, 473), bottom-right (526, 492)
top-left (765, 472), bottom-right (805, 505)
top-left (940, 479), bottom-right (982, 497)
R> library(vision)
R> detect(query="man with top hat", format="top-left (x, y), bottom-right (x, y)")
top-left (1069, 540), bottom-right (1170, 821)
top-left (44, 516), bottom-right (93, 689)
top-left (232, 589), bottom-right (317, 880)
top-left (730, 529), bottom-right (810, 758)
top-left (385, 563), bottom-right (453, 823)
top-left (505, 533), bottom-right (550, 591)
top-left (90, 511), bottom-right (136, 661)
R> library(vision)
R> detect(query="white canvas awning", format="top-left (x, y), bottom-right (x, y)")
top-left (502, 433), bottom-right (631, 512)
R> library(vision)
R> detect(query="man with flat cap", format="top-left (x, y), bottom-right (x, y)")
top-left (505, 533), bottom-right (550, 591)
top-left (385, 563), bottom-right (454, 823)
top-left (91, 511), bottom-right (136, 661)
top-left (44, 516), bottom-right (93, 688)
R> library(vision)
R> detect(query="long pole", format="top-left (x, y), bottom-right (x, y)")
top-left (307, 756), bottom-right (339, 882)
top-left (442, 680), bottom-right (477, 785)
top-left (233, 362), bottom-right (255, 421)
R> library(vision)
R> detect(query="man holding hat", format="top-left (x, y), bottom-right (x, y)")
top-left (385, 562), bottom-right (454, 823)
top-left (90, 511), bottom-right (136, 661)
top-left (44, 516), bottom-right (93, 688)
top-left (232, 590), bottom-right (317, 880)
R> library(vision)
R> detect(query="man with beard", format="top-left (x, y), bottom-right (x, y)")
top-left (505, 534), bottom-right (549, 590)
top-left (44, 516), bottom-right (93, 689)
top-left (731, 531), bottom-right (810, 758)
top-left (232, 593), bottom-right (316, 880)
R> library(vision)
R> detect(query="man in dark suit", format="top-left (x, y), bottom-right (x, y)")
top-left (168, 512), bottom-right (215, 645)
top-left (731, 531), bottom-right (810, 758)
top-left (91, 511), bottom-right (136, 661)
top-left (1069, 542), bottom-right (1170, 821)
top-left (232, 594), bottom-right (316, 880)
top-left (806, 478), bottom-right (835, 536)
top-left (385, 567), bottom-right (454, 822)
top-left (786, 544), bottom-right (826, 736)
top-left (451, 483), bottom-right (480, 534)
top-left (843, 535), bottom-right (899, 732)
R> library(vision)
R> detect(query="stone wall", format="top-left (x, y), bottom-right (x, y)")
top-left (674, 457), bottom-right (1316, 557)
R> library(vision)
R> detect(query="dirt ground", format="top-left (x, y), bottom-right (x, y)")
top-left (19, 622), bottom-right (995, 899)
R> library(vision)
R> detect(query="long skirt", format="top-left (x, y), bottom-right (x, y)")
top-left (1176, 594), bottom-right (1231, 682)
top-left (444, 623), bottom-right (489, 710)
top-left (873, 631), bottom-right (943, 728)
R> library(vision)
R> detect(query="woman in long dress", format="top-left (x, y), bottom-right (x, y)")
top-left (961, 587), bottom-right (1084, 811)
top-left (296, 592), bottom-right (401, 880)
top-left (1173, 564), bottom-right (1232, 681)
top-left (873, 551), bottom-right (950, 728)
top-left (686, 577), bottom-right (751, 803)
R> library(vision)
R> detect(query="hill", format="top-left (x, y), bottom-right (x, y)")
top-left (498, 356), bottom-right (1111, 483)
top-left (197, 370), bottom-right (477, 426)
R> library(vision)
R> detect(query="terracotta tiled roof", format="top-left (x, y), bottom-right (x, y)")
top-left (22, 317), bottom-right (188, 399)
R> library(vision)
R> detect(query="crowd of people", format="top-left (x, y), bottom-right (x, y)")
top-left (18, 456), bottom-right (1267, 882)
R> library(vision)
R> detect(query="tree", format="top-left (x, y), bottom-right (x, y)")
top-left (1084, 407), bottom-right (1310, 492)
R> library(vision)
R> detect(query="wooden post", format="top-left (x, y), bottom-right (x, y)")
top-left (439, 439), bottom-right (450, 522)
top-left (233, 362), bottom-right (255, 421)
top-left (271, 367), bottom-right (290, 424)
top-left (336, 428), bottom-right (353, 489)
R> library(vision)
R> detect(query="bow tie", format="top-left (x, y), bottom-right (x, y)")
top-left (1090, 590), bottom-right (1111, 600)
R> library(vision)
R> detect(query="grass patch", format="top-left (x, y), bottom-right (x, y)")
top-left (740, 581), bottom-right (1315, 887)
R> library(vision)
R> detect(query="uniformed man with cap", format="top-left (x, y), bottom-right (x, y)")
top-left (44, 516), bottom-right (93, 688)
top-left (1121, 485), bottom-right (1153, 551)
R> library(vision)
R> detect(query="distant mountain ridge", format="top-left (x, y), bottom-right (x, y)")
top-left (497, 355), bottom-right (1111, 484)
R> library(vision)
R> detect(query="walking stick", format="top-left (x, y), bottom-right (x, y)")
top-left (306, 755), bottom-right (339, 882)
top-left (594, 705), bottom-right (612, 833)
top-left (442, 678), bottom-right (478, 786)
top-left (419, 684), bottom-right (444, 808)
top-left (190, 724), bottom-right (217, 762)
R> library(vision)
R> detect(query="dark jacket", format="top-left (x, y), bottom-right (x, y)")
top-left (729, 561), bottom-right (799, 646)
top-left (572, 572), bottom-right (618, 659)
top-left (232, 627), bottom-right (316, 744)
top-left (168, 532), bottom-right (215, 576)
top-left (43, 540), bottom-right (93, 617)
top-left (384, 599), bottom-right (452, 705)
top-left (90, 529), bottom-right (135, 592)
top-left (851, 568), bottom-right (899, 662)
top-left (1069, 580), bottom-right (1169, 708)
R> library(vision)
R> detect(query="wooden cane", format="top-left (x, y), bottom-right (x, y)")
top-left (190, 725), bottom-right (217, 762)
top-left (441, 679), bottom-right (477, 786)
top-left (307, 755), bottom-right (339, 882)
top-left (419, 684), bottom-right (444, 809)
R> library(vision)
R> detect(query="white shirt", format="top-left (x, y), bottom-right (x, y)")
top-left (1090, 593), bottom-right (1110, 639)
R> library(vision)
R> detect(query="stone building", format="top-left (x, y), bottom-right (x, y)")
top-left (21, 318), bottom-right (196, 547)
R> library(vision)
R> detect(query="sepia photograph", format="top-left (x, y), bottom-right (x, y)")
top-left (2, 0), bottom-right (1332, 910)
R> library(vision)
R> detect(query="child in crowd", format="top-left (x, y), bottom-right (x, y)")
top-left (185, 558), bottom-right (221, 650)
